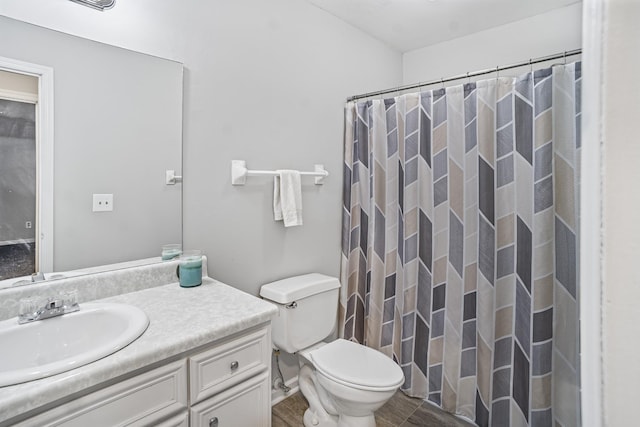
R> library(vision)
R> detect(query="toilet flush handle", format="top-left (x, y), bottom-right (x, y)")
top-left (285, 301), bottom-right (297, 309)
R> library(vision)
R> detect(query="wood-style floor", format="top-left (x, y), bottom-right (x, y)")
top-left (272, 390), bottom-right (475, 426)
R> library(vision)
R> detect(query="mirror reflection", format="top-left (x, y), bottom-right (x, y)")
top-left (0, 93), bottom-right (36, 281)
top-left (0, 16), bottom-right (183, 287)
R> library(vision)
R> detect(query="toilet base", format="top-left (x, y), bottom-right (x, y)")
top-left (303, 408), bottom-right (337, 427)
top-left (297, 343), bottom-right (401, 427)
top-left (299, 363), bottom-right (383, 427)
top-left (303, 408), bottom-right (376, 427)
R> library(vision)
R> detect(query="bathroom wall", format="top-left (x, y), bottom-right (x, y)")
top-left (402, 2), bottom-right (582, 84)
top-left (0, 0), bottom-right (403, 294)
top-left (177, 3), bottom-right (402, 296)
top-left (600, 0), bottom-right (640, 423)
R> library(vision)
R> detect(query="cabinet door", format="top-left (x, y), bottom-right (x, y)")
top-left (155, 411), bottom-right (189, 427)
top-left (16, 360), bottom-right (188, 427)
top-left (190, 371), bottom-right (270, 427)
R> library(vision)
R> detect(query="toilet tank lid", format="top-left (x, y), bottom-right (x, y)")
top-left (260, 273), bottom-right (340, 304)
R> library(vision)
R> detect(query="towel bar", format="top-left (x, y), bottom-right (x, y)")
top-left (165, 170), bottom-right (182, 185)
top-left (231, 160), bottom-right (328, 185)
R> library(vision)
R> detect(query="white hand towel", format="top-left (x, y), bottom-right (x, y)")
top-left (273, 170), bottom-right (303, 227)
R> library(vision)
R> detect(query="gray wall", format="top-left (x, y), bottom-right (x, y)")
top-left (0, 16), bottom-right (183, 271)
top-left (179, 1), bottom-right (402, 297)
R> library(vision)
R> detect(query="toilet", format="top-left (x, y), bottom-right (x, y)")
top-left (260, 273), bottom-right (404, 427)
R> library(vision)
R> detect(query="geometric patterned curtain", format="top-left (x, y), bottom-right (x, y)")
top-left (339, 63), bottom-right (581, 427)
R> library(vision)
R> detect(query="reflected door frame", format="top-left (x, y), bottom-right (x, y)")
top-left (0, 56), bottom-right (54, 272)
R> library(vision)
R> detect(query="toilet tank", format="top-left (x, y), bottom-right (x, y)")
top-left (260, 273), bottom-right (340, 354)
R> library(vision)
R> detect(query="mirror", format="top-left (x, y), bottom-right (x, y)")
top-left (0, 16), bottom-right (183, 287)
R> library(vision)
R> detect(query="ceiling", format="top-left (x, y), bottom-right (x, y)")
top-left (306, 0), bottom-right (580, 52)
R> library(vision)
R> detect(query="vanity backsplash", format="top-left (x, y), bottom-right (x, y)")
top-left (0, 259), bottom-right (208, 321)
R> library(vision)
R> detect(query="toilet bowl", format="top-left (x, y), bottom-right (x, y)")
top-left (298, 339), bottom-right (404, 427)
top-left (260, 274), bottom-right (405, 427)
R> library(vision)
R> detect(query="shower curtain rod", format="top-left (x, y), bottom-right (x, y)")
top-left (347, 48), bottom-right (582, 102)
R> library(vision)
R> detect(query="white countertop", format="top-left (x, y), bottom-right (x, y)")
top-left (0, 278), bottom-right (278, 425)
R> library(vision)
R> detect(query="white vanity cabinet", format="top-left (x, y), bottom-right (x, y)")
top-left (13, 324), bottom-right (272, 427)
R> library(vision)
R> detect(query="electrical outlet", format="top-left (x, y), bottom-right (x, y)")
top-left (25, 221), bottom-right (32, 229)
top-left (92, 194), bottom-right (114, 212)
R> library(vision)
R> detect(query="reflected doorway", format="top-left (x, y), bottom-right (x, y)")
top-left (0, 58), bottom-right (54, 282)
top-left (0, 70), bottom-right (39, 280)
top-left (0, 71), bottom-right (38, 280)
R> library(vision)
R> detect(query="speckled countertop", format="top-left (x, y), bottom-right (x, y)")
top-left (0, 277), bottom-right (278, 425)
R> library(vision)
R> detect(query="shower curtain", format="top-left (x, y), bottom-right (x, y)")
top-left (339, 63), bottom-right (581, 427)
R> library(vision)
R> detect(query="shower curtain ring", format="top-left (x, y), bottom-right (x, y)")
top-left (441, 78), bottom-right (444, 89)
top-left (466, 71), bottom-right (470, 84)
top-left (495, 66), bottom-right (499, 79)
top-left (564, 51), bottom-right (567, 65)
top-left (529, 58), bottom-right (533, 73)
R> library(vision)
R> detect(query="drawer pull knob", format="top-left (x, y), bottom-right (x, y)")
top-left (209, 417), bottom-right (219, 427)
top-left (230, 361), bottom-right (239, 371)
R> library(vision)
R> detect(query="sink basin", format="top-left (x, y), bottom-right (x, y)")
top-left (0, 302), bottom-right (149, 387)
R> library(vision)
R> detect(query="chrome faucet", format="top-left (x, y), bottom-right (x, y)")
top-left (31, 272), bottom-right (46, 282)
top-left (18, 293), bottom-right (80, 324)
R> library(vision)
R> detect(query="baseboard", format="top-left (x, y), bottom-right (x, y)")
top-left (271, 376), bottom-right (299, 406)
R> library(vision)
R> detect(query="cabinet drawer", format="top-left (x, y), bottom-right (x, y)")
top-left (190, 371), bottom-right (270, 427)
top-left (189, 326), bottom-right (270, 403)
top-left (16, 360), bottom-right (188, 427)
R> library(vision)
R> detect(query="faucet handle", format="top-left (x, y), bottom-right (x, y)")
top-left (61, 291), bottom-right (74, 305)
top-left (61, 291), bottom-right (79, 311)
top-left (18, 297), bottom-right (43, 323)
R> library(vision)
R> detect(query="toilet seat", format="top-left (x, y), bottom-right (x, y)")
top-left (309, 339), bottom-right (404, 392)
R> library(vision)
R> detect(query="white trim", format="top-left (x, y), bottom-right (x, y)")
top-left (580, 0), bottom-right (604, 426)
top-left (0, 56), bottom-right (54, 273)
